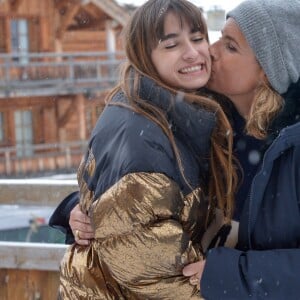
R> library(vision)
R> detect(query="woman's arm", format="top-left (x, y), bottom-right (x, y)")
top-left (184, 247), bottom-right (300, 300)
top-left (61, 172), bottom-right (203, 299)
top-left (49, 191), bottom-right (80, 244)
top-left (49, 192), bottom-right (94, 245)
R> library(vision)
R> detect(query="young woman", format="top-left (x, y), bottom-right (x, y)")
top-left (184, 0), bottom-right (300, 299)
top-left (55, 0), bottom-right (236, 298)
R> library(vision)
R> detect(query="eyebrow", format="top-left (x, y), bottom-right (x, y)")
top-left (160, 29), bottom-right (202, 42)
top-left (160, 33), bottom-right (178, 42)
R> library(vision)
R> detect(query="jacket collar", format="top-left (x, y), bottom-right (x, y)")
top-left (239, 80), bottom-right (300, 249)
top-left (267, 78), bottom-right (300, 143)
top-left (138, 76), bottom-right (216, 159)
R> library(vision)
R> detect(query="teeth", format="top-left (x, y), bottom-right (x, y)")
top-left (180, 64), bottom-right (203, 74)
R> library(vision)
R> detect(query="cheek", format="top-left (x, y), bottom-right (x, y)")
top-left (201, 41), bottom-right (210, 54)
top-left (212, 63), bottom-right (237, 89)
top-left (234, 63), bottom-right (261, 89)
top-left (151, 51), bottom-right (159, 73)
top-left (154, 61), bottom-right (170, 80)
top-left (219, 66), bottom-right (260, 95)
top-left (201, 42), bottom-right (211, 61)
top-left (209, 64), bottom-right (242, 94)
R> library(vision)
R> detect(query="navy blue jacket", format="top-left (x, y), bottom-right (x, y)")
top-left (201, 80), bottom-right (300, 299)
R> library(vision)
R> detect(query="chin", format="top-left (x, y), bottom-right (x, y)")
top-left (206, 81), bottom-right (217, 92)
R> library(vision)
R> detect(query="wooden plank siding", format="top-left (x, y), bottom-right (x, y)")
top-left (0, 94), bottom-right (105, 143)
top-left (0, 269), bottom-right (60, 300)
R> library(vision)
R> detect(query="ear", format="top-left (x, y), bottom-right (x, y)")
top-left (259, 71), bottom-right (269, 86)
top-left (256, 70), bottom-right (269, 91)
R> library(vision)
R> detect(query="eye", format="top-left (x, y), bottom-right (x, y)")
top-left (165, 43), bottom-right (177, 49)
top-left (226, 42), bottom-right (237, 52)
top-left (191, 33), bottom-right (205, 43)
top-left (192, 37), bottom-right (204, 43)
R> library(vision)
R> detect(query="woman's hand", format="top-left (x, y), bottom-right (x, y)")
top-left (183, 260), bottom-right (206, 289)
top-left (69, 204), bottom-right (94, 245)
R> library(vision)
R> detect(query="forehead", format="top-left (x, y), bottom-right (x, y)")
top-left (221, 18), bottom-right (261, 70)
top-left (163, 11), bottom-right (190, 33)
top-left (223, 18), bottom-right (252, 51)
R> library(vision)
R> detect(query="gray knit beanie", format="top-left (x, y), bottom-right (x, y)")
top-left (227, 0), bottom-right (300, 94)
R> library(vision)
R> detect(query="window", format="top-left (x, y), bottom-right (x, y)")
top-left (10, 19), bottom-right (29, 64)
top-left (14, 110), bottom-right (33, 157)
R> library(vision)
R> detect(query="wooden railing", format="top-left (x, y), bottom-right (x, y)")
top-left (0, 241), bottom-right (67, 300)
top-left (0, 51), bottom-right (125, 97)
top-left (0, 178), bottom-right (75, 299)
top-left (0, 140), bottom-right (87, 176)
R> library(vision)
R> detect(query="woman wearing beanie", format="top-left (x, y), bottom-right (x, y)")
top-left (184, 0), bottom-right (300, 299)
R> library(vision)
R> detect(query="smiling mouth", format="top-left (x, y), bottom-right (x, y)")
top-left (179, 64), bottom-right (204, 74)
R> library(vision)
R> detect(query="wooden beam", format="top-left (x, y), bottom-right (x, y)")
top-left (81, 4), bottom-right (102, 19)
top-left (9, 0), bottom-right (22, 11)
top-left (4, 16), bottom-right (10, 53)
top-left (56, 3), bottom-right (81, 39)
top-left (0, 242), bottom-right (67, 271)
top-left (58, 98), bottom-right (76, 128)
top-left (54, 0), bottom-right (71, 10)
top-left (89, 0), bottom-right (130, 27)
top-left (55, 0), bottom-right (81, 13)
top-left (76, 94), bottom-right (86, 140)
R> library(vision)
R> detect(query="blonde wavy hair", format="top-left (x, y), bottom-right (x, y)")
top-left (106, 0), bottom-right (238, 220)
top-left (246, 80), bottom-right (284, 139)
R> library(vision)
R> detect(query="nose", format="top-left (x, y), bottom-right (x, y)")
top-left (182, 42), bottom-right (198, 61)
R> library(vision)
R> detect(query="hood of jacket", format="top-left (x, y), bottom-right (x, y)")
top-left (266, 78), bottom-right (300, 145)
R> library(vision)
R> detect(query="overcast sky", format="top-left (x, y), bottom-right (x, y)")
top-left (116, 0), bottom-right (244, 12)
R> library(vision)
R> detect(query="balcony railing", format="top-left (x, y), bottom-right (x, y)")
top-left (0, 241), bottom-right (67, 300)
top-left (0, 51), bottom-right (125, 97)
top-left (0, 177), bottom-right (75, 299)
top-left (0, 140), bottom-right (87, 176)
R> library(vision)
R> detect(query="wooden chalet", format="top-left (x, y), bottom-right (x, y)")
top-left (0, 0), bottom-right (130, 176)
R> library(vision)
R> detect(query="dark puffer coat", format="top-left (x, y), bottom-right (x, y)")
top-left (201, 80), bottom-right (300, 300)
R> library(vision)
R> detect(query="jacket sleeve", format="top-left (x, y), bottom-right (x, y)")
top-left (201, 247), bottom-right (300, 300)
top-left (48, 191), bottom-right (79, 244)
top-left (60, 172), bottom-right (203, 299)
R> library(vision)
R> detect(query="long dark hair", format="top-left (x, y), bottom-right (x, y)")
top-left (106, 0), bottom-right (237, 220)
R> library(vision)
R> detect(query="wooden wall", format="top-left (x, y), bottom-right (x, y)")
top-left (0, 0), bottom-right (123, 146)
top-left (0, 242), bottom-right (67, 300)
top-left (0, 92), bottom-right (105, 149)
top-left (0, 269), bottom-right (60, 300)
top-left (0, 0), bottom-right (125, 175)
